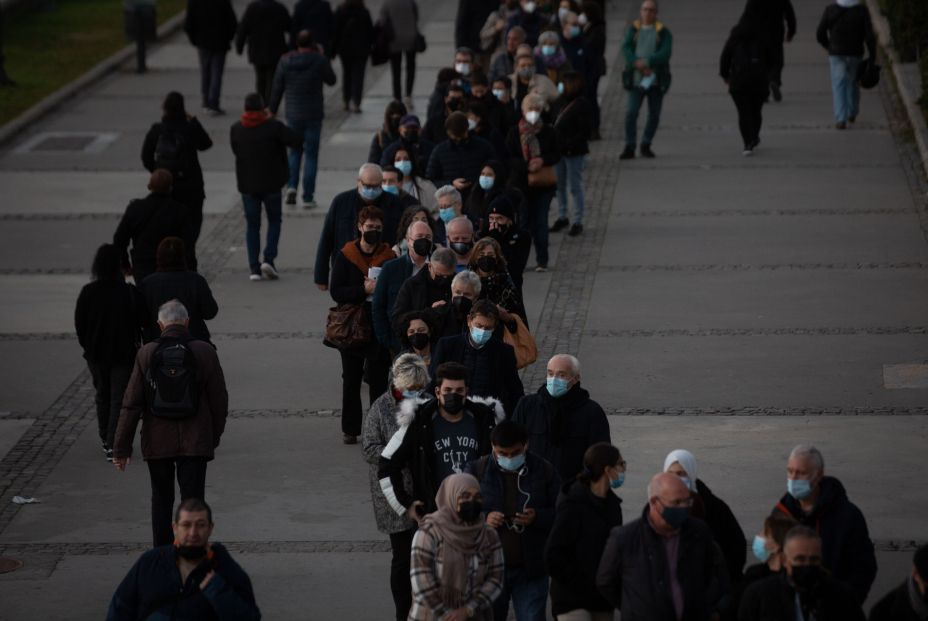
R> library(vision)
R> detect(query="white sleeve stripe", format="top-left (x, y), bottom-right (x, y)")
top-left (380, 424), bottom-right (409, 461)
top-left (380, 477), bottom-right (407, 516)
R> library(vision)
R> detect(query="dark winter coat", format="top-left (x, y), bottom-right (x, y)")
top-left (720, 27), bottom-right (770, 94)
top-left (106, 543), bottom-right (260, 621)
top-left (378, 396), bottom-right (504, 514)
top-left (268, 49), bottom-right (337, 122)
top-left (484, 225), bottom-right (531, 292)
top-left (695, 478), bottom-right (747, 584)
top-left (562, 36), bottom-right (593, 82)
top-left (747, 0), bottom-right (796, 43)
top-left (141, 118), bottom-right (213, 193)
top-left (466, 451), bottom-right (560, 579)
top-left (511, 383), bottom-right (610, 480)
top-left (184, 0), bottom-right (237, 52)
top-left (291, 0), bottom-right (334, 52)
top-left (368, 128), bottom-right (401, 165)
top-left (425, 136), bottom-right (498, 189)
top-left (816, 3), bottom-right (876, 58)
top-left (723, 563), bottom-right (777, 621)
top-left (330, 240), bottom-right (396, 354)
top-left (75, 280), bottom-right (149, 365)
top-left (113, 192), bottom-right (191, 281)
top-left (546, 480), bottom-right (624, 614)
top-left (332, 3), bottom-right (373, 60)
top-left (139, 270), bottom-right (219, 344)
top-left (583, 19), bottom-right (607, 77)
top-left (371, 253), bottom-right (417, 351)
top-left (235, 0), bottom-right (291, 66)
top-left (313, 189), bottom-right (404, 286)
top-left (772, 475), bottom-right (877, 603)
top-left (552, 94), bottom-right (593, 156)
top-left (113, 325), bottom-right (229, 461)
top-left (380, 136), bottom-right (436, 176)
top-left (738, 570), bottom-right (865, 621)
top-left (230, 117), bottom-right (302, 194)
top-left (596, 505), bottom-right (728, 621)
top-left (430, 333), bottom-right (524, 416)
top-left (454, 0), bottom-right (497, 51)
top-left (868, 579), bottom-right (925, 621)
top-left (389, 259), bottom-right (451, 331)
top-left (504, 123), bottom-right (561, 193)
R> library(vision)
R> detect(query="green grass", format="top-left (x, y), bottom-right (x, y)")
top-left (0, 0), bottom-right (185, 126)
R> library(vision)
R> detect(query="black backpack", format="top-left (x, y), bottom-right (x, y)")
top-left (145, 336), bottom-right (199, 418)
top-left (153, 126), bottom-right (187, 175)
top-left (729, 38), bottom-right (766, 88)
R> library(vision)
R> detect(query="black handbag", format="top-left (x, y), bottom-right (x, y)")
top-left (415, 33), bottom-right (427, 53)
top-left (857, 58), bottom-right (881, 90)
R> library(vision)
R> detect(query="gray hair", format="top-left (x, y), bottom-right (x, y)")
top-left (790, 445), bottom-right (824, 474)
top-left (430, 247), bottom-right (457, 270)
top-left (538, 30), bottom-right (560, 45)
top-left (446, 216), bottom-right (474, 237)
top-left (392, 353), bottom-right (430, 392)
top-left (434, 185), bottom-right (462, 206)
top-left (157, 299), bottom-right (189, 325)
top-left (508, 25), bottom-right (526, 40)
top-left (452, 270), bottom-right (482, 296)
top-left (358, 162), bottom-right (382, 178)
top-left (550, 353), bottom-right (581, 376)
top-left (406, 220), bottom-right (433, 239)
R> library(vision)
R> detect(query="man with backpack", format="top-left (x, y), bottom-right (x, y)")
top-left (113, 299), bottom-right (229, 547)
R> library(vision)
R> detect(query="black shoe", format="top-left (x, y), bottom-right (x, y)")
top-left (849, 115), bottom-right (857, 123)
top-left (771, 82), bottom-right (782, 102)
top-left (343, 434), bottom-right (358, 445)
top-left (619, 146), bottom-right (635, 160)
top-left (568, 223), bottom-right (583, 236)
top-left (549, 217), bottom-right (569, 233)
top-left (640, 144), bottom-right (655, 158)
top-left (285, 189), bottom-right (297, 205)
top-left (750, 137), bottom-right (761, 150)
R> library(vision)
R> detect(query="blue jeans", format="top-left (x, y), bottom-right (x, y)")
top-left (525, 188), bottom-right (554, 267)
top-left (197, 48), bottom-right (226, 109)
top-left (625, 87), bottom-right (664, 147)
top-left (492, 566), bottom-right (548, 621)
top-left (242, 192), bottom-right (282, 272)
top-left (287, 119), bottom-right (322, 202)
top-left (829, 55), bottom-right (861, 123)
top-left (556, 155), bottom-right (586, 225)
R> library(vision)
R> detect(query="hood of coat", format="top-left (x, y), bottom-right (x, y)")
top-left (394, 394), bottom-right (505, 428)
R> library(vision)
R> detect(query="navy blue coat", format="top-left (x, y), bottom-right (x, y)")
top-left (106, 543), bottom-right (260, 621)
top-left (425, 136), bottom-right (497, 189)
top-left (372, 253), bottom-right (416, 350)
top-left (429, 333), bottom-right (523, 416)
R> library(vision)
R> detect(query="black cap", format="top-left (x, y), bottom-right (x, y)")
top-left (488, 194), bottom-right (515, 220)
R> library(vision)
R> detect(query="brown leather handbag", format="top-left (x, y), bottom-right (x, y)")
top-left (528, 165), bottom-right (557, 188)
top-left (324, 303), bottom-right (371, 349)
top-left (502, 315), bottom-right (538, 369)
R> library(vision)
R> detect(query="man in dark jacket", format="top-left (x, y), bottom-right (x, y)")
top-left (390, 247), bottom-right (457, 338)
top-left (815, 0), bottom-right (876, 129)
top-left (512, 353), bottom-right (610, 480)
top-left (230, 92), bottom-right (302, 280)
top-left (426, 111), bottom-right (497, 191)
top-left (269, 29), bottom-right (336, 209)
top-left (430, 299), bottom-right (524, 416)
top-left (739, 525), bottom-right (865, 621)
top-left (378, 361), bottom-right (504, 518)
top-left (869, 543), bottom-right (928, 621)
top-left (291, 0), bottom-right (334, 53)
top-left (550, 70), bottom-right (592, 236)
top-left (113, 300), bottom-right (230, 547)
top-left (372, 220), bottom-right (434, 352)
top-left (772, 444), bottom-right (877, 604)
top-left (466, 420), bottom-right (560, 621)
top-left (313, 163), bottom-right (405, 289)
top-left (743, 0), bottom-right (795, 101)
top-left (107, 498), bottom-right (260, 621)
top-left (185, 0), bottom-right (237, 114)
top-left (596, 472), bottom-right (728, 620)
top-left (113, 169), bottom-right (191, 284)
top-left (235, 0), bottom-right (291, 104)
top-left (454, 0), bottom-right (497, 51)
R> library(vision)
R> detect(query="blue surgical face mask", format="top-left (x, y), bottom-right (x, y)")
top-left (359, 186), bottom-right (382, 201)
top-left (401, 389), bottom-right (421, 400)
top-left (546, 376), bottom-right (570, 398)
top-left (557, 82), bottom-right (565, 95)
top-left (439, 206), bottom-right (456, 223)
top-left (492, 89), bottom-right (506, 101)
top-left (787, 478), bottom-right (813, 500)
top-left (569, 25), bottom-right (581, 38)
top-left (395, 160), bottom-right (413, 176)
top-left (470, 326), bottom-right (492, 346)
top-left (497, 452), bottom-right (526, 472)
top-left (478, 175), bottom-right (494, 191)
top-left (541, 45), bottom-right (557, 57)
top-left (753, 535), bottom-right (772, 563)
top-left (610, 471), bottom-right (625, 489)
top-left (382, 184), bottom-right (399, 195)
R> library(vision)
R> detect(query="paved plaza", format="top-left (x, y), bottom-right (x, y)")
top-left (1, 0), bottom-right (926, 618)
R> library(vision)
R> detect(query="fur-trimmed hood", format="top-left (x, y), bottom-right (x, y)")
top-left (395, 394), bottom-right (505, 428)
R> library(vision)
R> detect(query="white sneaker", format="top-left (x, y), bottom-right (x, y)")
top-left (260, 262), bottom-right (279, 280)
top-left (403, 96), bottom-right (414, 110)
top-left (303, 200), bottom-right (318, 210)
top-left (249, 273), bottom-right (263, 282)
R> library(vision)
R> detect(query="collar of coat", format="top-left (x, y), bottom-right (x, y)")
top-left (395, 395), bottom-right (505, 428)
top-left (632, 19), bottom-right (665, 32)
top-left (340, 240), bottom-right (395, 275)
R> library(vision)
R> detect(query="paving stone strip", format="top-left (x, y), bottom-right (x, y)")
top-left (615, 207), bottom-right (913, 217)
top-left (596, 262), bottom-right (928, 272)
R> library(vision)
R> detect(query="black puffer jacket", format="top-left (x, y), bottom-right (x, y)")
top-left (235, 0), bottom-right (291, 66)
top-left (184, 0), bottom-right (237, 52)
top-left (552, 94), bottom-right (593, 157)
top-left (268, 49), bottom-right (337, 122)
top-left (75, 280), bottom-right (150, 365)
top-left (545, 480), bottom-right (624, 615)
top-left (815, 3), bottom-right (876, 58)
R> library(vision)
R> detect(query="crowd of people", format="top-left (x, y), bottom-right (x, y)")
top-left (63, 0), bottom-right (908, 619)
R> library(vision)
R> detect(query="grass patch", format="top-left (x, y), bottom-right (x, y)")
top-left (0, 0), bottom-right (185, 126)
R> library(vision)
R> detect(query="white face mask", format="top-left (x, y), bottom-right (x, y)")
top-left (467, 118), bottom-right (477, 131)
top-left (558, 7), bottom-right (569, 21)
top-left (454, 62), bottom-right (471, 76)
top-left (525, 110), bottom-right (540, 124)
top-left (578, 13), bottom-right (588, 25)
top-left (523, 1), bottom-right (536, 13)
top-left (492, 88), bottom-right (506, 101)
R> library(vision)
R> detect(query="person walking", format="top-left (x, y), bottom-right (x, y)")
top-left (140, 91), bottom-right (212, 247)
top-left (381, 0), bottom-right (420, 108)
top-left (291, 0), bottom-right (334, 53)
top-left (184, 0), bottom-right (238, 115)
top-left (75, 244), bottom-right (150, 462)
top-left (123, 0), bottom-right (157, 74)
top-left (545, 443), bottom-right (625, 621)
top-left (409, 473), bottom-right (505, 621)
top-left (362, 354), bottom-right (431, 621)
top-left (112, 300), bottom-right (229, 547)
top-left (815, 0), bottom-right (876, 129)
top-left (333, 0), bottom-right (374, 113)
top-left (744, 0), bottom-right (795, 102)
top-left (329, 206), bottom-right (396, 444)
top-left (235, 0), bottom-right (292, 105)
top-left (269, 30), bottom-right (337, 210)
top-left (720, 12), bottom-right (769, 156)
top-left (619, 0), bottom-right (672, 159)
top-left (550, 70), bottom-right (591, 236)
top-left (579, 1), bottom-right (606, 139)
top-left (230, 92), bottom-right (302, 280)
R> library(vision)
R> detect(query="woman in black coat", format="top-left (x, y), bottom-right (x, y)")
top-left (720, 10), bottom-right (769, 156)
top-left (74, 244), bottom-right (150, 460)
top-left (545, 442), bottom-right (625, 620)
top-left (332, 0), bottom-right (373, 112)
top-left (141, 91), bottom-right (213, 247)
top-left (580, 0), bottom-right (606, 139)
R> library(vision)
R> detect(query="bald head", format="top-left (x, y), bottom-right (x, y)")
top-left (149, 169), bottom-right (174, 194)
top-left (407, 220), bottom-right (433, 240)
top-left (358, 163), bottom-right (383, 185)
top-left (648, 472), bottom-right (688, 501)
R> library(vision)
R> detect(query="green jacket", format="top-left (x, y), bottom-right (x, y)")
top-left (621, 20), bottom-right (673, 94)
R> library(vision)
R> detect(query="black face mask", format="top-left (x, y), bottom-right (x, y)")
top-left (176, 545), bottom-right (208, 561)
top-left (442, 392), bottom-right (465, 414)
top-left (412, 238), bottom-right (433, 257)
top-left (489, 225), bottom-right (510, 240)
top-left (362, 230), bottom-right (382, 245)
top-left (447, 98), bottom-right (464, 112)
top-left (457, 500), bottom-right (483, 524)
top-left (450, 241), bottom-right (474, 256)
top-left (431, 273), bottom-right (450, 289)
top-left (790, 565), bottom-right (823, 592)
top-left (408, 332), bottom-right (430, 351)
top-left (476, 256), bottom-right (497, 273)
top-left (452, 295), bottom-right (473, 316)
